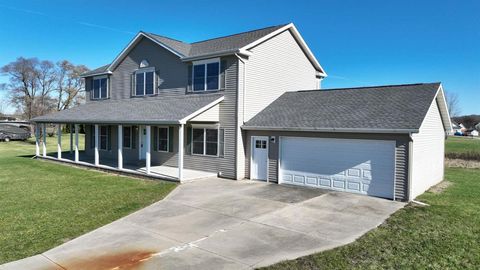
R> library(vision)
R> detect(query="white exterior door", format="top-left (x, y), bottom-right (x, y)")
top-left (139, 126), bottom-right (147, 160)
top-left (279, 137), bottom-right (395, 199)
top-left (251, 136), bottom-right (268, 181)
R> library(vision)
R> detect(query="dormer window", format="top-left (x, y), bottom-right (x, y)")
top-left (134, 67), bottom-right (155, 96)
top-left (92, 76), bottom-right (108, 99)
top-left (193, 58), bottom-right (220, 91)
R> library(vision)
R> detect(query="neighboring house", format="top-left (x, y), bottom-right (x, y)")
top-left (31, 23), bottom-right (451, 201)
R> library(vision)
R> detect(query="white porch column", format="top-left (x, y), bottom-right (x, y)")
top-left (35, 124), bottom-right (40, 156)
top-left (178, 124), bottom-right (184, 181)
top-left (94, 124), bottom-right (99, 166)
top-left (74, 124), bottom-right (79, 163)
top-left (146, 125), bottom-right (151, 174)
top-left (57, 124), bottom-right (62, 159)
top-left (69, 124), bottom-right (73, 153)
top-left (118, 125), bottom-right (123, 170)
top-left (42, 124), bottom-right (47, 157)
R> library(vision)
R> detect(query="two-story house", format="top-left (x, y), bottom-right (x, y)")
top-left (32, 23), bottom-right (451, 202)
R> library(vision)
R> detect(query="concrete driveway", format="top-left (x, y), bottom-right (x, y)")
top-left (1, 178), bottom-right (404, 270)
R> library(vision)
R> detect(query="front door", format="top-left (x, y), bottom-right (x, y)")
top-left (251, 136), bottom-right (268, 181)
top-left (139, 126), bottom-right (147, 160)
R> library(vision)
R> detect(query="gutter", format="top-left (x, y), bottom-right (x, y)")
top-left (80, 71), bottom-right (113, 78)
top-left (241, 126), bottom-right (419, 134)
top-left (31, 120), bottom-right (183, 125)
top-left (181, 49), bottom-right (252, 62)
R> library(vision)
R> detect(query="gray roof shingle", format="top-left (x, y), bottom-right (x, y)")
top-left (243, 83), bottom-right (442, 132)
top-left (32, 94), bottom-right (224, 124)
top-left (83, 24), bottom-right (287, 76)
top-left (80, 64), bottom-right (110, 77)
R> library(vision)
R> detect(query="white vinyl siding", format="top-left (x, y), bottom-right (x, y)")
top-left (410, 100), bottom-right (445, 199)
top-left (243, 29), bottom-right (318, 122)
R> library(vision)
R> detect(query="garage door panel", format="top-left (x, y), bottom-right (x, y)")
top-left (280, 137), bottom-right (395, 199)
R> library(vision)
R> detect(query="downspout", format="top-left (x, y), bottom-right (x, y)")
top-left (407, 132), bottom-right (414, 201)
top-left (235, 53), bottom-right (247, 121)
top-left (235, 53), bottom-right (247, 180)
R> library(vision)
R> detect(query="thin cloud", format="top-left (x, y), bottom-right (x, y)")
top-left (0, 4), bottom-right (135, 35)
top-left (77, 22), bottom-right (136, 35)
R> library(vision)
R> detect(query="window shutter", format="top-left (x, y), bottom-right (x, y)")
top-left (220, 60), bottom-right (227, 89)
top-left (156, 71), bottom-right (160, 94)
top-left (219, 128), bottom-right (225, 157)
top-left (90, 125), bottom-right (95, 149)
top-left (153, 127), bottom-right (158, 151)
top-left (107, 126), bottom-right (112, 151)
top-left (186, 126), bottom-right (192, 155)
top-left (168, 126), bottom-right (174, 152)
top-left (132, 126), bottom-right (137, 149)
top-left (187, 64), bottom-right (193, 92)
top-left (131, 73), bottom-right (135, 97)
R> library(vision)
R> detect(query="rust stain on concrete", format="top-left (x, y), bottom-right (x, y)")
top-left (64, 250), bottom-right (155, 270)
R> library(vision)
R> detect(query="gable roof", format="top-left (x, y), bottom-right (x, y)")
top-left (243, 83), bottom-right (451, 133)
top-left (31, 94), bottom-right (224, 125)
top-left (82, 23), bottom-right (326, 77)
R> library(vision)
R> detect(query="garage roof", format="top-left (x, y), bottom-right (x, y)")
top-left (243, 83), bottom-right (449, 133)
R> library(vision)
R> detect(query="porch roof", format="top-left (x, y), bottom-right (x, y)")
top-left (31, 94), bottom-right (224, 124)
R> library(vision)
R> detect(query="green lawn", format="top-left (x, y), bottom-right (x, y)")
top-left (445, 136), bottom-right (480, 155)
top-left (264, 140), bottom-right (480, 269)
top-left (0, 135), bottom-right (177, 264)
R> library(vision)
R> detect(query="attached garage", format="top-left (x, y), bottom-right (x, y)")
top-left (243, 83), bottom-right (452, 201)
top-left (279, 137), bottom-right (395, 199)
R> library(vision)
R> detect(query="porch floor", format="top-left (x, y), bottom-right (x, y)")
top-left (44, 151), bottom-right (217, 182)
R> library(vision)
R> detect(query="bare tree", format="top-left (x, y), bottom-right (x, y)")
top-left (0, 97), bottom-right (7, 115)
top-left (0, 57), bottom-right (40, 119)
top-left (1, 57), bottom-right (89, 119)
top-left (445, 91), bottom-right (461, 117)
top-left (56, 60), bottom-right (89, 111)
top-left (36, 60), bottom-right (57, 115)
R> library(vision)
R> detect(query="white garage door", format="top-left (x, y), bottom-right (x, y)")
top-left (279, 137), bottom-right (395, 199)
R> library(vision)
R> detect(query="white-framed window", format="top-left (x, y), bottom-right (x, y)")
top-left (123, 126), bottom-right (132, 148)
top-left (92, 76), bottom-right (108, 99)
top-left (100, 126), bottom-right (109, 150)
top-left (157, 127), bottom-right (169, 152)
top-left (192, 127), bottom-right (219, 156)
top-left (193, 58), bottom-right (220, 91)
top-left (134, 67), bottom-right (155, 96)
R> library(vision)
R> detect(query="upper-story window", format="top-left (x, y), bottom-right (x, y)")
top-left (193, 58), bottom-right (220, 91)
top-left (92, 76), bottom-right (108, 99)
top-left (134, 67), bottom-right (155, 96)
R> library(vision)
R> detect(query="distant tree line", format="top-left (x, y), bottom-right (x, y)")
top-left (0, 57), bottom-right (89, 120)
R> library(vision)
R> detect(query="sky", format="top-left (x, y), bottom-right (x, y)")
top-left (0, 0), bottom-right (478, 115)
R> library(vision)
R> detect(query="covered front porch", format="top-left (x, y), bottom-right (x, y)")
top-left (31, 94), bottom-right (225, 182)
top-left (42, 151), bottom-right (216, 182)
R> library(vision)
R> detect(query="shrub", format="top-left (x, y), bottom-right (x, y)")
top-left (446, 151), bottom-right (480, 161)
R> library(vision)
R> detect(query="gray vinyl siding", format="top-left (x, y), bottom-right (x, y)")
top-left (242, 29), bottom-right (318, 122)
top-left (245, 130), bottom-right (410, 201)
top-left (84, 37), bottom-right (188, 101)
top-left (159, 56), bottom-right (239, 178)
top-left (83, 56), bottom-right (239, 178)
